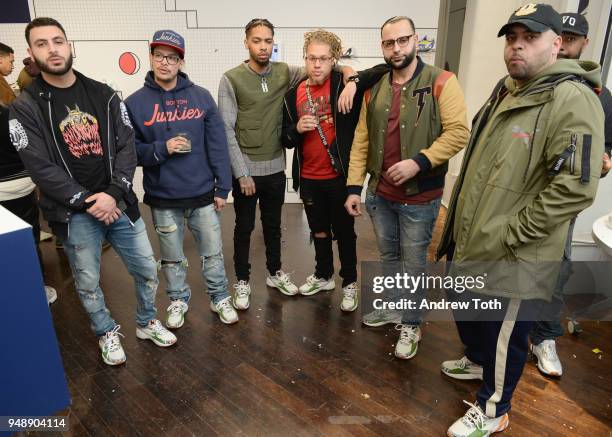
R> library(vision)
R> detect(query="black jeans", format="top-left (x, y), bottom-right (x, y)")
top-left (1, 190), bottom-right (44, 276)
top-left (232, 171), bottom-right (285, 281)
top-left (300, 177), bottom-right (357, 287)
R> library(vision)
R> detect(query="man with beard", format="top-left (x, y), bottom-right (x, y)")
top-left (527, 11), bottom-right (612, 378)
top-left (437, 4), bottom-right (604, 435)
top-left (10, 17), bottom-right (177, 366)
top-left (126, 30), bottom-right (237, 328)
top-left (345, 15), bottom-right (469, 359)
top-left (218, 19), bottom-right (358, 310)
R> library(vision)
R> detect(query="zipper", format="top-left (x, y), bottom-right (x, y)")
top-left (46, 95), bottom-right (73, 178)
top-left (107, 93), bottom-right (115, 178)
top-left (333, 79), bottom-right (346, 178)
top-left (569, 133), bottom-right (577, 175)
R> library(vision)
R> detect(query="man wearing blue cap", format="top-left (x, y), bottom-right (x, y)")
top-left (125, 30), bottom-right (237, 328)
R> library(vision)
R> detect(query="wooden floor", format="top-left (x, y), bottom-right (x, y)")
top-left (38, 204), bottom-right (611, 436)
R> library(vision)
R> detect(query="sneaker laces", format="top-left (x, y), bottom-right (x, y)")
top-left (167, 300), bottom-right (186, 314)
top-left (461, 400), bottom-right (487, 429)
top-left (455, 356), bottom-right (471, 370)
top-left (234, 280), bottom-right (250, 297)
top-left (148, 319), bottom-right (168, 335)
top-left (275, 270), bottom-right (294, 285)
top-left (343, 282), bottom-right (357, 297)
top-left (540, 341), bottom-right (559, 361)
top-left (305, 274), bottom-right (320, 286)
top-left (218, 298), bottom-right (234, 313)
top-left (395, 324), bottom-right (419, 344)
top-left (103, 325), bottom-right (124, 353)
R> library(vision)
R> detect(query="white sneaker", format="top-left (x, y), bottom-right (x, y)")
top-left (394, 324), bottom-right (421, 359)
top-left (447, 401), bottom-right (509, 437)
top-left (166, 300), bottom-right (188, 329)
top-left (98, 325), bottom-right (126, 366)
top-left (531, 339), bottom-right (563, 377)
top-left (299, 274), bottom-right (335, 296)
top-left (340, 282), bottom-right (359, 312)
top-left (442, 356), bottom-right (484, 380)
top-left (136, 319), bottom-right (177, 347)
top-left (362, 308), bottom-right (402, 327)
top-left (210, 296), bottom-right (239, 324)
top-left (266, 270), bottom-right (299, 296)
top-left (45, 286), bottom-right (57, 305)
top-left (233, 280), bottom-right (251, 310)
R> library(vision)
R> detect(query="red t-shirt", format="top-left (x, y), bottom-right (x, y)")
top-left (376, 81), bottom-right (442, 204)
top-left (296, 78), bottom-right (337, 180)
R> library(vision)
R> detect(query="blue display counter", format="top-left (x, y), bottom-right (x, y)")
top-left (0, 206), bottom-right (70, 432)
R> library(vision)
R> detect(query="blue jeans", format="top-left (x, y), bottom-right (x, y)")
top-left (151, 205), bottom-right (229, 305)
top-left (63, 213), bottom-right (158, 337)
top-left (365, 192), bottom-right (441, 325)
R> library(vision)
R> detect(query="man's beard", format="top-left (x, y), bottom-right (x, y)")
top-left (557, 52), bottom-right (581, 60)
top-left (34, 53), bottom-right (73, 76)
top-left (384, 46), bottom-right (416, 70)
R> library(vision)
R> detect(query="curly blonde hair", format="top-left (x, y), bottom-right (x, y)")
top-left (303, 29), bottom-right (343, 60)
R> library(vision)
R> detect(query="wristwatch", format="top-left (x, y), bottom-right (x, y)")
top-left (347, 74), bottom-right (360, 84)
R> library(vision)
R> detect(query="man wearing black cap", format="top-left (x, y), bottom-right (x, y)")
top-left (528, 11), bottom-right (612, 379)
top-left (437, 4), bottom-right (604, 436)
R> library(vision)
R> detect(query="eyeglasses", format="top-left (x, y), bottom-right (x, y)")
top-left (152, 52), bottom-right (181, 65)
top-left (305, 55), bottom-right (334, 64)
top-left (381, 35), bottom-right (414, 50)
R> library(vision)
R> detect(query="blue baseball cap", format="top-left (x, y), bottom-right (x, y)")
top-left (150, 30), bottom-right (185, 58)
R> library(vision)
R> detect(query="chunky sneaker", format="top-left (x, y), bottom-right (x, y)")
top-left (362, 308), bottom-right (402, 327)
top-left (98, 325), bottom-right (126, 366)
top-left (166, 300), bottom-right (188, 329)
top-left (45, 286), bottom-right (58, 305)
top-left (299, 274), bottom-right (335, 296)
top-left (266, 270), bottom-right (299, 296)
top-left (136, 319), bottom-right (177, 347)
top-left (394, 324), bottom-right (421, 359)
top-left (210, 296), bottom-right (239, 324)
top-left (341, 282), bottom-right (359, 312)
top-left (447, 401), bottom-right (509, 437)
top-left (531, 339), bottom-right (563, 377)
top-left (441, 356), bottom-right (484, 380)
top-left (233, 280), bottom-right (251, 310)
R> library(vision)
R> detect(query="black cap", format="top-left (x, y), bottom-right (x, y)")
top-left (498, 3), bottom-right (563, 37)
top-left (561, 13), bottom-right (589, 36)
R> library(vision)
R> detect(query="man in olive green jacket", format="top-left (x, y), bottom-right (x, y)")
top-left (438, 4), bottom-right (604, 437)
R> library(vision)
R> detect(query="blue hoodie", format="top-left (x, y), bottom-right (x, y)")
top-left (125, 71), bottom-right (231, 205)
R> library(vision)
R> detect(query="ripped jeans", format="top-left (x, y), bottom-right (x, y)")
top-left (63, 213), bottom-right (159, 337)
top-left (151, 205), bottom-right (229, 305)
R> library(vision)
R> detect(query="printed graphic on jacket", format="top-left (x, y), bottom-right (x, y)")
top-left (143, 98), bottom-right (205, 126)
top-left (59, 105), bottom-right (103, 159)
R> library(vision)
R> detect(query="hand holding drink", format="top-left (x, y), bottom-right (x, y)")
top-left (166, 132), bottom-right (192, 154)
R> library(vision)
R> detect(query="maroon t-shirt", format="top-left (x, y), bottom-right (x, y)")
top-left (376, 81), bottom-right (442, 203)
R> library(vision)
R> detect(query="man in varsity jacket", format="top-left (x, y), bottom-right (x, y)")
top-left (345, 16), bottom-right (469, 360)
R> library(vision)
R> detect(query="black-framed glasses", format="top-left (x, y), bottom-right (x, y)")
top-left (152, 52), bottom-right (180, 65)
top-left (381, 34), bottom-right (414, 50)
top-left (305, 55), bottom-right (334, 64)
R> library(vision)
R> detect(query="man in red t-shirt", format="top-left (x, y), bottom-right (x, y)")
top-left (282, 30), bottom-right (388, 311)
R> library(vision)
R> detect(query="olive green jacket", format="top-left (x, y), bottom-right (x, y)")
top-left (437, 60), bottom-right (605, 299)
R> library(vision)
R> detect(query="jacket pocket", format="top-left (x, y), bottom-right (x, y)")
top-left (237, 121), bottom-right (262, 149)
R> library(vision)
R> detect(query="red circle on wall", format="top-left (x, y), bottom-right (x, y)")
top-left (119, 52), bottom-right (140, 75)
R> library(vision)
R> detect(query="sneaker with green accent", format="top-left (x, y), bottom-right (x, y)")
top-left (447, 401), bottom-right (509, 437)
top-left (266, 270), bottom-right (299, 296)
top-left (362, 308), bottom-right (402, 327)
top-left (299, 274), bottom-right (335, 296)
top-left (441, 356), bottom-right (484, 380)
top-left (210, 296), bottom-right (239, 324)
top-left (394, 324), bottom-right (421, 359)
top-left (166, 300), bottom-right (188, 329)
top-left (232, 280), bottom-right (251, 310)
top-left (136, 319), bottom-right (177, 347)
top-left (98, 325), bottom-right (126, 366)
top-left (340, 282), bottom-right (359, 312)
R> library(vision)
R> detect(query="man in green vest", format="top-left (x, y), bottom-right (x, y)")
top-left (219, 19), bottom-right (357, 310)
top-left (345, 15), bottom-right (469, 360)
